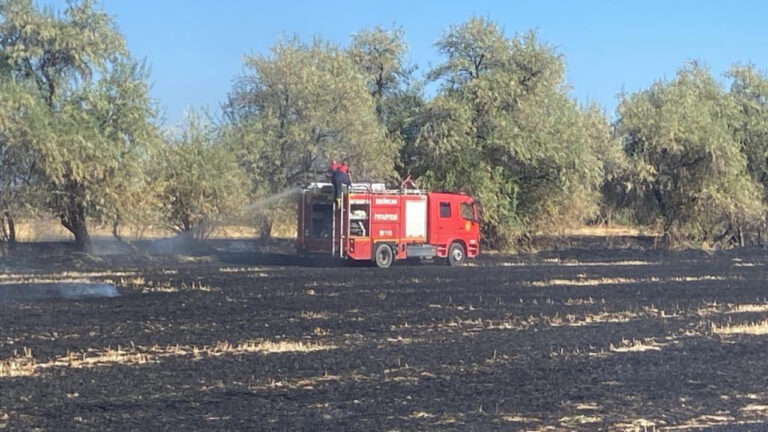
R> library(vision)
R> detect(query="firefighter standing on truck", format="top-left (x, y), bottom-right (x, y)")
top-left (327, 160), bottom-right (338, 177)
top-left (340, 161), bottom-right (351, 182)
top-left (331, 160), bottom-right (351, 207)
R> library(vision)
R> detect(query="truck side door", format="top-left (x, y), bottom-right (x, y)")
top-left (429, 198), bottom-right (454, 247)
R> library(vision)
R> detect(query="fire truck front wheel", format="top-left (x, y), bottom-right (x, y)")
top-left (374, 243), bottom-right (394, 269)
top-left (447, 242), bottom-right (466, 266)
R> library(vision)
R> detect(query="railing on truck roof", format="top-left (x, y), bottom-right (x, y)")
top-left (302, 182), bottom-right (424, 195)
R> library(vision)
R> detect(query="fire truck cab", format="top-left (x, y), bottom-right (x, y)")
top-left (296, 182), bottom-right (480, 268)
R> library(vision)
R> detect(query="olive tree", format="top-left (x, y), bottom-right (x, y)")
top-left (156, 112), bottom-right (247, 237)
top-left (727, 64), bottom-right (768, 243)
top-left (349, 26), bottom-right (414, 116)
top-left (616, 64), bottom-right (763, 245)
top-left (414, 18), bottom-right (616, 247)
top-left (0, 0), bottom-right (158, 250)
top-left (225, 37), bottom-right (396, 237)
top-left (0, 82), bottom-right (42, 244)
top-left (348, 26), bottom-right (425, 178)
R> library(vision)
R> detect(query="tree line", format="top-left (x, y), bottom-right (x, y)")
top-left (2, 0), bottom-right (768, 251)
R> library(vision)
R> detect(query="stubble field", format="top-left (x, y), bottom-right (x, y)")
top-left (2, 242), bottom-right (768, 431)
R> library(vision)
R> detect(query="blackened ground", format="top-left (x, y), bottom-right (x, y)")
top-left (2, 243), bottom-right (768, 431)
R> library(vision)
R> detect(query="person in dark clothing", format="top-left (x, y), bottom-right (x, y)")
top-left (331, 164), bottom-right (351, 207)
top-left (339, 161), bottom-right (352, 183)
top-left (328, 160), bottom-right (338, 177)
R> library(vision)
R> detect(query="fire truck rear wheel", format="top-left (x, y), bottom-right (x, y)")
top-left (374, 244), bottom-right (394, 269)
top-left (447, 242), bottom-right (466, 266)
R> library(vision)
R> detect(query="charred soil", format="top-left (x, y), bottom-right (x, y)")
top-left (2, 243), bottom-right (768, 430)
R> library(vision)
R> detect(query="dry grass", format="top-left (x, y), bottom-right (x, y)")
top-left (12, 217), bottom-right (299, 241)
top-left (530, 275), bottom-right (726, 287)
top-left (384, 336), bottom-right (422, 345)
top-left (664, 414), bottom-right (743, 430)
top-left (254, 372), bottom-right (376, 392)
top-left (559, 414), bottom-right (602, 425)
top-left (711, 319), bottom-right (768, 335)
top-left (699, 302), bottom-right (768, 317)
top-left (574, 403), bottom-right (601, 411)
top-left (530, 259), bottom-right (658, 267)
top-left (500, 414), bottom-right (540, 424)
top-left (299, 310), bottom-right (331, 320)
top-left (218, 266), bottom-right (270, 273)
top-left (550, 311), bottom-right (638, 327)
top-left (121, 279), bottom-right (220, 293)
top-left (14, 219), bottom-right (173, 242)
top-left (12, 218), bottom-right (646, 243)
top-left (0, 271), bottom-right (137, 285)
top-left (0, 339), bottom-right (336, 378)
top-left (409, 411), bottom-right (436, 419)
top-left (741, 403), bottom-right (768, 411)
top-left (0, 347), bottom-right (35, 378)
top-left (556, 225), bottom-right (650, 237)
top-left (563, 297), bottom-right (604, 306)
top-left (550, 334), bottom-right (686, 360)
top-left (0, 277), bottom-right (95, 286)
top-left (397, 308), bottom-right (653, 336)
top-left (727, 304), bottom-right (768, 314)
top-left (610, 338), bottom-right (665, 353)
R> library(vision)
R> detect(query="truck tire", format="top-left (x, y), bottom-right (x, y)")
top-left (374, 243), bottom-right (394, 269)
top-left (447, 242), bottom-right (466, 266)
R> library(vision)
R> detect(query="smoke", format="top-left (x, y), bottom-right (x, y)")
top-left (0, 282), bottom-right (119, 302)
top-left (0, 187), bottom-right (305, 263)
top-left (181, 187), bottom-right (302, 240)
top-left (242, 187), bottom-right (301, 214)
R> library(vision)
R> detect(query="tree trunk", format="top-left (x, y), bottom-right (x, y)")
top-left (0, 214), bottom-right (7, 243)
top-left (72, 218), bottom-right (91, 251)
top-left (112, 217), bottom-right (122, 242)
top-left (5, 212), bottom-right (15, 246)
top-left (182, 215), bottom-right (192, 233)
top-left (738, 226), bottom-right (745, 248)
top-left (60, 194), bottom-right (92, 252)
top-left (259, 217), bottom-right (273, 240)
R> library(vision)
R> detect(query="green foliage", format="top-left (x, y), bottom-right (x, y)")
top-left (349, 26), bottom-right (412, 106)
top-left (0, 0), bottom-right (157, 249)
top-left (728, 65), bottom-right (768, 191)
top-left (723, 64), bottom-right (768, 244)
top-left (0, 0), bottom-right (125, 105)
top-left (156, 112), bottom-right (247, 235)
top-left (4, 4), bottom-right (768, 252)
top-left (0, 80), bottom-right (44, 242)
top-left (348, 25), bottom-right (425, 178)
top-left (414, 18), bottom-right (615, 248)
top-left (616, 64), bottom-right (764, 244)
top-left (225, 37), bottom-right (396, 237)
top-left (228, 37), bottom-right (395, 185)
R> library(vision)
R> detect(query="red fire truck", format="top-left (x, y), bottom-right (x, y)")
top-left (296, 182), bottom-right (480, 268)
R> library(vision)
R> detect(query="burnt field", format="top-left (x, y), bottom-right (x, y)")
top-left (3, 244), bottom-right (768, 431)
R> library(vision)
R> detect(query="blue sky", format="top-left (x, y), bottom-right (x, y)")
top-left (43, 0), bottom-right (768, 125)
